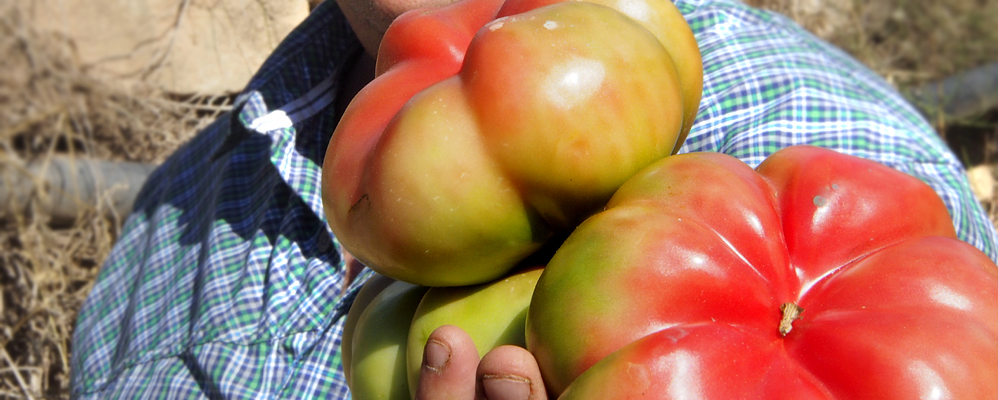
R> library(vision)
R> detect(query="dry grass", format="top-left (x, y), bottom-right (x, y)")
top-left (0, 0), bottom-right (996, 398)
top-left (748, 0), bottom-right (998, 86)
top-left (0, 2), bottom-right (231, 397)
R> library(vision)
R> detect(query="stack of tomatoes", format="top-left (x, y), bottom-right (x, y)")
top-left (322, 0), bottom-right (998, 397)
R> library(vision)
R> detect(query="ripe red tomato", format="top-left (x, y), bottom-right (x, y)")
top-left (527, 145), bottom-right (998, 398)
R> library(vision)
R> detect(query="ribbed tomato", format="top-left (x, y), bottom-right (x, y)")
top-left (527, 145), bottom-right (998, 399)
top-left (322, 0), bottom-right (702, 286)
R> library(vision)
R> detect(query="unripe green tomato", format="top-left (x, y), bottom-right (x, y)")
top-left (342, 273), bottom-right (396, 385)
top-left (344, 267), bottom-right (542, 399)
top-left (348, 280), bottom-right (428, 400)
top-left (406, 266), bottom-right (543, 397)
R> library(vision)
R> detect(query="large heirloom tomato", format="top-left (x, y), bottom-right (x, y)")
top-left (527, 145), bottom-right (998, 398)
top-left (321, 0), bottom-right (702, 286)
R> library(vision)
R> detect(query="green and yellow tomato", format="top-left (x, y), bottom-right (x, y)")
top-left (347, 280), bottom-right (428, 400)
top-left (345, 267), bottom-right (543, 399)
top-left (322, 0), bottom-right (701, 287)
top-left (405, 266), bottom-right (542, 396)
top-left (342, 273), bottom-right (396, 386)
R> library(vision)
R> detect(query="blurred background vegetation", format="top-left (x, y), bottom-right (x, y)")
top-left (2, 0), bottom-right (997, 397)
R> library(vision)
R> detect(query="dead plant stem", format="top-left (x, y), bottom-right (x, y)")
top-left (0, 345), bottom-right (36, 400)
top-left (141, 0), bottom-right (192, 80)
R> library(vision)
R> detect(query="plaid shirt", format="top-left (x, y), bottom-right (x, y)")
top-left (70, 0), bottom-right (998, 397)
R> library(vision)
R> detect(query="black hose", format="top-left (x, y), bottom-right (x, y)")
top-left (904, 62), bottom-right (998, 120)
top-left (0, 157), bottom-right (157, 226)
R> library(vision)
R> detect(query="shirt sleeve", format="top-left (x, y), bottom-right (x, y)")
top-left (69, 1), bottom-right (366, 398)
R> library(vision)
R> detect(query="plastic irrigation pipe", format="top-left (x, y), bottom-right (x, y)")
top-left (904, 62), bottom-right (998, 120)
top-left (0, 156), bottom-right (157, 226)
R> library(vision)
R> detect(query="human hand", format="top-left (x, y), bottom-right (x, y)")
top-left (415, 325), bottom-right (548, 400)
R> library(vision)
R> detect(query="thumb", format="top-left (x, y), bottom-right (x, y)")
top-left (477, 345), bottom-right (549, 400)
top-left (414, 325), bottom-right (480, 400)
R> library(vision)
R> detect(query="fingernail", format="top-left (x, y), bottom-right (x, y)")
top-left (482, 375), bottom-right (531, 400)
top-left (423, 339), bottom-right (450, 372)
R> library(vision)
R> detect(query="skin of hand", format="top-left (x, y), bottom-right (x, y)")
top-left (415, 325), bottom-right (549, 400)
